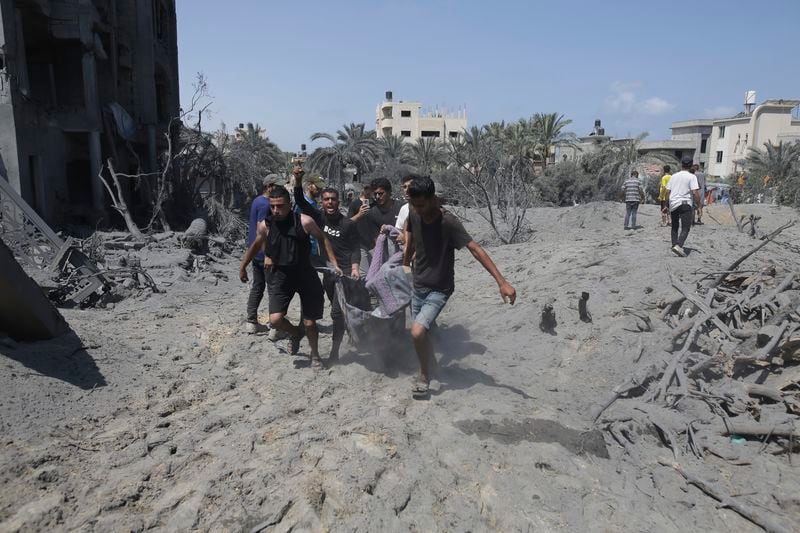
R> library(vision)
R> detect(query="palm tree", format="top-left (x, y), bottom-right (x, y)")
top-left (307, 123), bottom-right (379, 189)
top-left (743, 141), bottom-right (800, 204)
top-left (483, 121), bottom-right (507, 142)
top-left (234, 122), bottom-right (265, 142)
top-left (410, 137), bottom-right (447, 174)
top-left (586, 133), bottom-right (678, 200)
top-left (378, 135), bottom-right (412, 164)
top-left (530, 113), bottom-right (577, 170)
top-left (503, 120), bottom-right (538, 163)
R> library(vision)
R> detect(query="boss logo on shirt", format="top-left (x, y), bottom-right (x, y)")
top-left (324, 226), bottom-right (341, 238)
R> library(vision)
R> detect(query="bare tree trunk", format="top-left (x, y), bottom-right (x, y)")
top-left (728, 198), bottom-right (743, 232)
top-left (145, 121), bottom-right (178, 232)
top-left (98, 159), bottom-right (146, 241)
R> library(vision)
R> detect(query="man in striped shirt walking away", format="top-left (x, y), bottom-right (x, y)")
top-left (622, 170), bottom-right (645, 230)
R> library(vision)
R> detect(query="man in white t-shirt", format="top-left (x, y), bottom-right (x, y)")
top-left (665, 156), bottom-right (701, 257)
top-left (395, 173), bottom-right (421, 245)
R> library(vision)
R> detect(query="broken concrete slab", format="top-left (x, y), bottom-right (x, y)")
top-left (0, 237), bottom-right (69, 341)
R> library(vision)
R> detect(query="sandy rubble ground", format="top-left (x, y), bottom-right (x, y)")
top-left (1, 202), bottom-right (799, 532)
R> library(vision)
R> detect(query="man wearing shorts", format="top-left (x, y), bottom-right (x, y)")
top-left (239, 187), bottom-right (342, 368)
top-left (402, 176), bottom-right (517, 398)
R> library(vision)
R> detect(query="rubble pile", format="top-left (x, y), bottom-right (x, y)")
top-left (596, 221), bottom-right (800, 533)
top-left (64, 223), bottom-right (236, 308)
top-left (24, 219), bottom-right (238, 310)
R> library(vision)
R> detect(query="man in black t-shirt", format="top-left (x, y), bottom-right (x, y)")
top-left (348, 183), bottom-right (375, 273)
top-left (402, 176), bottom-right (517, 399)
top-left (293, 169), bottom-right (361, 360)
top-left (349, 177), bottom-right (401, 275)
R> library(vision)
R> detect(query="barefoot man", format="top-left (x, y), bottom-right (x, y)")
top-left (402, 176), bottom-right (516, 398)
top-left (239, 187), bottom-right (342, 368)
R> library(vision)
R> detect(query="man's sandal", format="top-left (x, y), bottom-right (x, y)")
top-left (411, 378), bottom-right (430, 399)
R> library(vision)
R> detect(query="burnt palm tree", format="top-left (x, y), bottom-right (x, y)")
top-left (226, 122), bottom-right (286, 196)
top-left (447, 125), bottom-right (533, 243)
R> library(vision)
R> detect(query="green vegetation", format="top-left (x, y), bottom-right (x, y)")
top-left (304, 117), bottom-right (682, 243)
top-left (740, 141), bottom-right (800, 207)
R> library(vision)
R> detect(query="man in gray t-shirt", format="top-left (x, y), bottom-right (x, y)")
top-left (402, 176), bottom-right (516, 399)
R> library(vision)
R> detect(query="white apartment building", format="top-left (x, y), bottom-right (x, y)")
top-left (375, 91), bottom-right (467, 142)
top-left (706, 95), bottom-right (800, 178)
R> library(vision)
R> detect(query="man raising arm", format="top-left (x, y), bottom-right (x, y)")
top-left (294, 167), bottom-right (360, 360)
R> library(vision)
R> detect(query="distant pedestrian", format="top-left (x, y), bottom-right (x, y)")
top-left (691, 164), bottom-right (706, 224)
top-left (666, 157), bottom-right (701, 257)
top-left (621, 170), bottom-right (644, 230)
top-left (658, 165), bottom-right (672, 226)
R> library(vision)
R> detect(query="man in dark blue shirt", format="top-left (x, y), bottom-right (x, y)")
top-left (245, 174), bottom-right (282, 333)
top-left (294, 173), bottom-right (326, 260)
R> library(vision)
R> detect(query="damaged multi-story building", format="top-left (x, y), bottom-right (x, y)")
top-left (0, 0), bottom-right (179, 224)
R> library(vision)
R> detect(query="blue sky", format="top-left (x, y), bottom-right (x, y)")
top-left (176, 0), bottom-right (800, 151)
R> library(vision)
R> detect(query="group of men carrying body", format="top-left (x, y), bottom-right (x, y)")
top-left (239, 169), bottom-right (516, 398)
top-left (622, 155), bottom-right (703, 257)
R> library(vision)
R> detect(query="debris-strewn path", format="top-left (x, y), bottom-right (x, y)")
top-left (1, 202), bottom-right (799, 531)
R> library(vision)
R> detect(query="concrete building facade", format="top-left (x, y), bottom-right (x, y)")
top-left (668, 119), bottom-right (713, 170)
top-left (558, 94), bottom-right (800, 181)
top-left (375, 91), bottom-right (467, 142)
top-left (555, 119), bottom-right (700, 166)
top-left (706, 98), bottom-right (800, 178)
top-left (0, 0), bottom-right (179, 223)
top-left (553, 119), bottom-right (610, 161)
